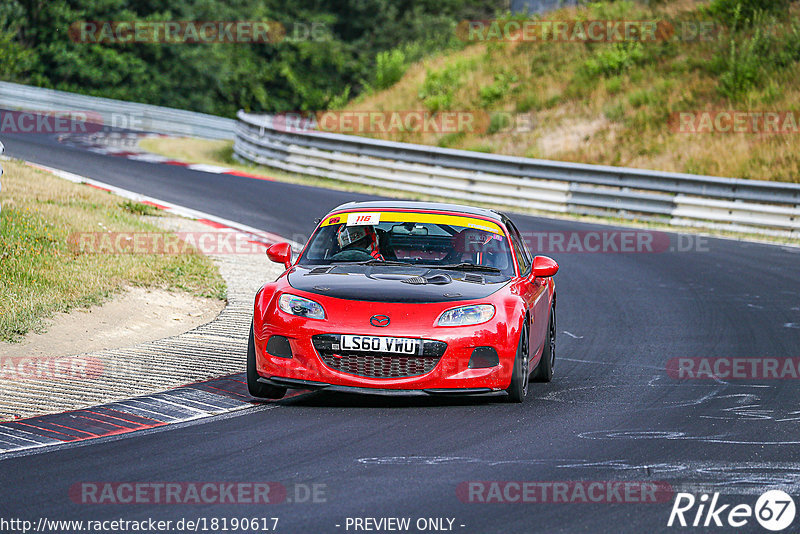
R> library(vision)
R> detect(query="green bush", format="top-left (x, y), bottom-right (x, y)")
top-left (372, 49), bottom-right (408, 92)
top-left (605, 76), bottom-right (623, 94)
top-left (487, 112), bottom-right (513, 135)
top-left (545, 94), bottom-right (562, 108)
top-left (478, 71), bottom-right (518, 108)
top-left (587, 0), bottom-right (638, 20)
top-left (437, 131), bottom-right (466, 147)
top-left (603, 101), bottom-right (625, 122)
top-left (770, 19), bottom-right (800, 67)
top-left (705, 0), bottom-right (791, 27)
top-left (715, 29), bottom-right (765, 99)
top-left (418, 60), bottom-right (472, 112)
top-left (627, 88), bottom-right (653, 108)
top-left (0, 0), bottom-right (502, 116)
top-left (702, 7), bottom-right (800, 100)
top-left (582, 42), bottom-right (645, 77)
top-left (0, 4), bottom-right (29, 80)
top-left (516, 93), bottom-right (541, 113)
top-left (467, 144), bottom-right (494, 153)
top-left (120, 201), bottom-right (159, 217)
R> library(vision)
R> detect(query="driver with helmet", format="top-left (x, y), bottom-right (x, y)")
top-left (451, 228), bottom-right (508, 269)
top-left (332, 224), bottom-right (384, 261)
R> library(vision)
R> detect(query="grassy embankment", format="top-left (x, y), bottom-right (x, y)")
top-left (342, 0), bottom-right (800, 182)
top-left (0, 159), bottom-right (225, 342)
top-left (144, 0), bottom-right (800, 184)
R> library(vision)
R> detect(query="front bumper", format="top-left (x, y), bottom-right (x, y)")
top-left (253, 297), bottom-right (518, 391)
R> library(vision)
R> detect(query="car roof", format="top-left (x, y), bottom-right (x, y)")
top-left (328, 200), bottom-right (508, 224)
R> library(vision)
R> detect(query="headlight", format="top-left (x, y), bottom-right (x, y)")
top-left (278, 294), bottom-right (326, 320)
top-left (437, 304), bottom-right (495, 326)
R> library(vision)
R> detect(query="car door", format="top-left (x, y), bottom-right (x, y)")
top-left (508, 222), bottom-right (549, 354)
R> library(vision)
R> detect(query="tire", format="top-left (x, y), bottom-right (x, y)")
top-left (531, 304), bottom-right (555, 383)
top-left (247, 322), bottom-right (287, 399)
top-left (506, 318), bottom-right (530, 403)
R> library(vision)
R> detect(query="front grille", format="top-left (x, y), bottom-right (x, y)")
top-left (320, 353), bottom-right (439, 378)
top-left (312, 335), bottom-right (447, 379)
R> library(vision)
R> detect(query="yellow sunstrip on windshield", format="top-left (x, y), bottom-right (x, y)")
top-left (320, 212), bottom-right (504, 235)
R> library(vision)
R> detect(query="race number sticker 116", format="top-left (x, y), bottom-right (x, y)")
top-left (347, 212), bottom-right (381, 226)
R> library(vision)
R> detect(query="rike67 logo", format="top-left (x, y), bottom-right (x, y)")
top-left (668, 490), bottom-right (796, 531)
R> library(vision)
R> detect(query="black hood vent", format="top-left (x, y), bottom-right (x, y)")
top-left (401, 273), bottom-right (452, 285)
top-left (463, 273), bottom-right (485, 284)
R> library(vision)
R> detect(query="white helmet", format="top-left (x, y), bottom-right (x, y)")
top-left (336, 225), bottom-right (381, 257)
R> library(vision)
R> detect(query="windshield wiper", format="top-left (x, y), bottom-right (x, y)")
top-left (357, 259), bottom-right (414, 266)
top-left (428, 263), bottom-right (502, 273)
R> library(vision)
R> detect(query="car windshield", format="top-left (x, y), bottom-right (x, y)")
top-left (298, 210), bottom-right (516, 277)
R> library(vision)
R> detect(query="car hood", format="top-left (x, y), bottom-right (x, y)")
top-left (287, 265), bottom-right (509, 303)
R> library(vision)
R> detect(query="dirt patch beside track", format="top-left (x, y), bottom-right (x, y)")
top-left (0, 209), bottom-right (284, 421)
top-left (0, 286), bottom-right (224, 360)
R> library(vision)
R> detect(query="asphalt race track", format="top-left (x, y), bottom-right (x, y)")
top-left (2, 121), bottom-right (800, 533)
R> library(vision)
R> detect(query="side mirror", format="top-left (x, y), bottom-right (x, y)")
top-left (532, 256), bottom-right (559, 278)
top-left (267, 242), bottom-right (293, 269)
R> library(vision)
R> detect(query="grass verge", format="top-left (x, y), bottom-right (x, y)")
top-left (0, 158), bottom-right (226, 342)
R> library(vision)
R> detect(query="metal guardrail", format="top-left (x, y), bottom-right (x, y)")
top-left (0, 81), bottom-right (234, 139)
top-left (234, 111), bottom-right (800, 237)
top-left (0, 81), bottom-right (795, 237)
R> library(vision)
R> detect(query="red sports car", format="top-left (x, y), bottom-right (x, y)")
top-left (248, 201), bottom-right (558, 402)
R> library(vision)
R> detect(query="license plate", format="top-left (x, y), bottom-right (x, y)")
top-left (340, 335), bottom-right (420, 355)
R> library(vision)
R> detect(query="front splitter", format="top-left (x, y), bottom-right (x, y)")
top-left (260, 376), bottom-right (495, 396)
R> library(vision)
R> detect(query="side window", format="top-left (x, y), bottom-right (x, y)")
top-left (507, 223), bottom-right (531, 276)
top-left (519, 227), bottom-right (534, 265)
